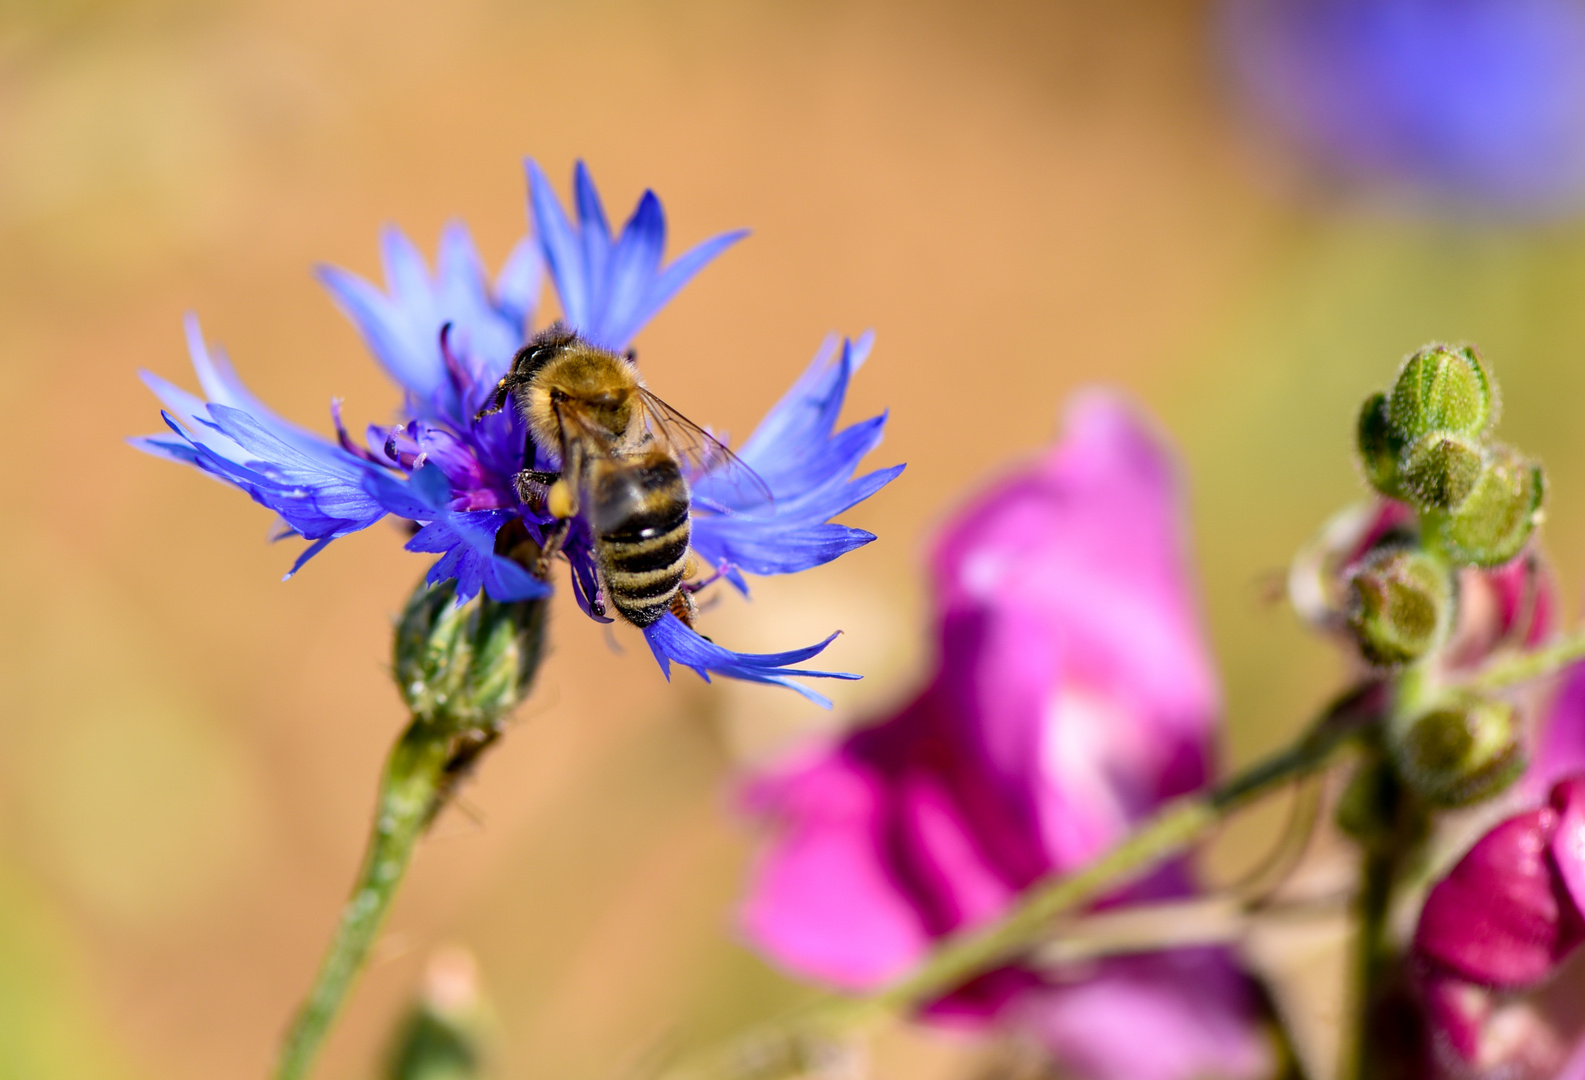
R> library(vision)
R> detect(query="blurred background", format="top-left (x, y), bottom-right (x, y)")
top-left (9, 0), bottom-right (1585, 1076)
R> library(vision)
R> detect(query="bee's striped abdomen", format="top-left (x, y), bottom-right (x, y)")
top-left (589, 453), bottom-right (692, 629)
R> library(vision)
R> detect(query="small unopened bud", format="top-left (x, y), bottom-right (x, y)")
top-left (1391, 692), bottom-right (1524, 808)
top-left (1336, 757), bottom-right (1400, 850)
top-left (385, 948), bottom-right (487, 1080)
top-left (1346, 548), bottom-right (1455, 666)
top-left (1389, 343), bottom-right (1494, 443)
top-left (1437, 444), bottom-right (1545, 568)
top-left (1357, 392), bottom-right (1406, 498)
top-left (394, 578), bottom-right (548, 732)
top-left (1401, 431), bottom-right (1483, 511)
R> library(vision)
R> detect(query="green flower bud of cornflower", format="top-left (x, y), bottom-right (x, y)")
top-left (1400, 431), bottom-right (1484, 511)
top-left (394, 578), bottom-right (548, 733)
top-left (1345, 547), bottom-right (1455, 667)
top-left (1356, 392), bottom-right (1406, 498)
top-left (1389, 692), bottom-right (1524, 808)
top-left (1435, 443), bottom-right (1545, 568)
top-left (1388, 343), bottom-right (1495, 443)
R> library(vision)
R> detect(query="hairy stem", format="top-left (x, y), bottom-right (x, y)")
top-left (273, 719), bottom-right (452, 1080)
top-left (1464, 627), bottom-right (1585, 695)
top-left (663, 683), bottom-right (1384, 1080)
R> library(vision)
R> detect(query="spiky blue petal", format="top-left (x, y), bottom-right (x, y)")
top-left (690, 334), bottom-right (904, 586)
top-left (526, 159), bottom-right (748, 351)
top-left (132, 319), bottom-right (391, 572)
top-left (316, 223), bottom-right (537, 422)
top-left (364, 465), bottom-right (550, 603)
top-left (643, 613), bottom-right (858, 708)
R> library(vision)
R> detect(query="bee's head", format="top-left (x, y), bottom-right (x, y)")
top-left (544, 343), bottom-right (640, 442)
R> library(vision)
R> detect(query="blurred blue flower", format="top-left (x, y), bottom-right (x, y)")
top-left (1219, 0), bottom-right (1585, 213)
top-left (134, 160), bottom-right (900, 701)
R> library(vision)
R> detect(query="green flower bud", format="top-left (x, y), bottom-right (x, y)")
top-left (394, 578), bottom-right (548, 733)
top-left (1335, 757), bottom-right (1399, 849)
top-left (1400, 431), bottom-right (1483, 511)
top-left (1436, 444), bottom-right (1545, 568)
top-left (1388, 343), bottom-right (1494, 442)
top-left (1336, 756), bottom-right (1430, 855)
top-left (1356, 392), bottom-right (1406, 498)
top-left (385, 949), bottom-right (487, 1080)
top-left (1390, 692), bottom-right (1524, 808)
top-left (1346, 548), bottom-right (1455, 667)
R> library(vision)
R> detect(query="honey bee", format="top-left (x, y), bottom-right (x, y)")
top-left (477, 325), bottom-right (762, 629)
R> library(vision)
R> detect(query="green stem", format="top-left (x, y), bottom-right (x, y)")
top-left (1464, 628), bottom-right (1585, 695)
top-left (273, 719), bottom-right (452, 1080)
top-left (1346, 848), bottom-right (1394, 1080)
top-left (663, 684), bottom-right (1383, 1080)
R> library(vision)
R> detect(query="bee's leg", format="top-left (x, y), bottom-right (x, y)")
top-left (513, 469), bottom-right (561, 511)
top-left (668, 587), bottom-right (697, 629)
top-left (535, 517), bottom-right (572, 576)
top-left (474, 378), bottom-right (513, 423)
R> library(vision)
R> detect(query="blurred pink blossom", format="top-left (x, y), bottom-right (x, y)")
top-left (740, 392), bottom-right (1270, 1080)
top-left (1414, 776), bottom-right (1585, 1078)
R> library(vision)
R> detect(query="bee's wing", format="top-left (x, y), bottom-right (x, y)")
top-left (636, 386), bottom-right (773, 506)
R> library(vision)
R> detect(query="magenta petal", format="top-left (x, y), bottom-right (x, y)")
top-left (930, 391), bottom-right (1217, 860)
top-left (1533, 664), bottom-right (1585, 794)
top-left (1549, 776), bottom-right (1585, 920)
top-left (1416, 808), bottom-right (1565, 987)
top-left (1016, 950), bottom-right (1270, 1080)
top-left (740, 753), bottom-right (930, 990)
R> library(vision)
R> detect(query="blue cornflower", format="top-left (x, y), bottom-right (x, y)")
top-left (134, 160), bottom-right (901, 704)
top-left (1218, 0), bottom-right (1585, 214)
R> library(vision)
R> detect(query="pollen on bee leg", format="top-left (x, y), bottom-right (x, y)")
top-left (682, 552), bottom-right (701, 580)
top-left (547, 479), bottom-right (575, 519)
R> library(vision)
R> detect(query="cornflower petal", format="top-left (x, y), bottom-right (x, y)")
top-left (526, 158), bottom-right (747, 351)
top-left (691, 335), bottom-right (903, 584)
top-left (133, 320), bottom-right (393, 569)
top-left (642, 613), bottom-right (857, 708)
top-left (365, 465), bottom-right (549, 603)
top-left (317, 222), bottom-right (535, 420)
top-left (494, 235), bottom-right (543, 327)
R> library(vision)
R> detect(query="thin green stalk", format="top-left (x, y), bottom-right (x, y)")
top-left (1464, 628), bottom-right (1585, 695)
top-left (273, 719), bottom-right (452, 1080)
top-left (662, 683), bottom-right (1384, 1080)
top-left (1346, 848), bottom-right (1394, 1080)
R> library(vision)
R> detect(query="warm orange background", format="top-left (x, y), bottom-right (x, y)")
top-left (9, 2), bottom-right (1585, 1078)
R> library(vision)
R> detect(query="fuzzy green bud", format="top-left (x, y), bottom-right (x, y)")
top-left (1346, 548), bottom-right (1455, 667)
top-left (385, 949), bottom-right (487, 1080)
top-left (1400, 431), bottom-right (1483, 511)
top-left (1356, 392), bottom-right (1406, 498)
top-left (1436, 443), bottom-right (1545, 568)
top-left (1388, 343), bottom-right (1494, 443)
top-left (394, 579), bottom-right (547, 732)
top-left (1390, 692), bottom-right (1524, 808)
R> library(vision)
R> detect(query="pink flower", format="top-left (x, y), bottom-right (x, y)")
top-left (740, 393), bottom-right (1271, 1080)
top-left (1413, 776), bottom-right (1585, 1078)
